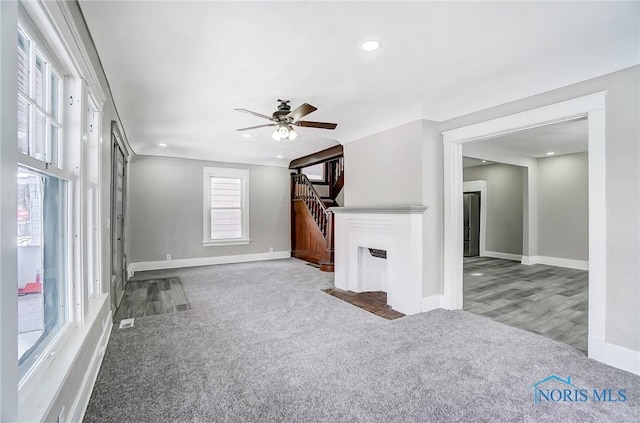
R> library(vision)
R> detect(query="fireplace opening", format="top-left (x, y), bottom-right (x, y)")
top-left (358, 247), bottom-right (388, 293)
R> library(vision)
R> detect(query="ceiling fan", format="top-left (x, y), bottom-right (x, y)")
top-left (235, 99), bottom-right (337, 141)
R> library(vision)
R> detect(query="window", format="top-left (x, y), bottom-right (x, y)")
top-left (17, 168), bottom-right (67, 378)
top-left (17, 25), bottom-right (62, 167)
top-left (16, 21), bottom-right (69, 382)
top-left (203, 167), bottom-right (250, 246)
top-left (302, 163), bottom-right (326, 183)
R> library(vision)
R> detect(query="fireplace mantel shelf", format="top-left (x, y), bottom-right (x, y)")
top-left (329, 206), bottom-right (428, 214)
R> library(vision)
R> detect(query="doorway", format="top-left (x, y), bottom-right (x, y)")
top-left (110, 122), bottom-right (127, 312)
top-left (463, 192), bottom-right (481, 257)
top-left (442, 92), bottom-right (607, 361)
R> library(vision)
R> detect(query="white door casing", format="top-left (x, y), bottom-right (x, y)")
top-left (442, 92), bottom-right (607, 363)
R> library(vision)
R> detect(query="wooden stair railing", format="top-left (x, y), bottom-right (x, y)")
top-left (292, 173), bottom-right (334, 271)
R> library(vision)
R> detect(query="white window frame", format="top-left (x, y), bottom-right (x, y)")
top-left (16, 8), bottom-right (75, 389)
top-left (202, 166), bottom-right (250, 246)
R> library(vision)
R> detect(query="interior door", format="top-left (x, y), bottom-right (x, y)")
top-left (111, 139), bottom-right (126, 312)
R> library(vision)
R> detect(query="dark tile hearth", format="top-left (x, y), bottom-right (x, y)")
top-left (114, 278), bottom-right (191, 321)
top-left (323, 288), bottom-right (405, 320)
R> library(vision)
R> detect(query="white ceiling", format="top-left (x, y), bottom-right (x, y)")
top-left (79, 1), bottom-right (639, 167)
top-left (463, 157), bottom-right (492, 168)
top-left (464, 118), bottom-right (589, 165)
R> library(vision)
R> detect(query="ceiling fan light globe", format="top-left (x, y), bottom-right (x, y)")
top-left (271, 130), bottom-right (282, 141)
top-left (278, 126), bottom-right (290, 138)
top-left (288, 129), bottom-right (298, 141)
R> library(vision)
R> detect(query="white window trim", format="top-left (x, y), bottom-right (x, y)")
top-left (202, 166), bottom-right (251, 246)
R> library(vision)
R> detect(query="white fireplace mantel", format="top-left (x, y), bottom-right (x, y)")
top-left (330, 206), bottom-right (428, 215)
top-left (331, 206), bottom-right (427, 315)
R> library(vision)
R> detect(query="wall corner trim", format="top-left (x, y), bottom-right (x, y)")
top-left (422, 294), bottom-right (444, 312)
top-left (128, 251), bottom-right (292, 275)
top-left (589, 336), bottom-right (640, 376)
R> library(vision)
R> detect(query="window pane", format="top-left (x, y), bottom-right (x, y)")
top-left (50, 73), bottom-right (59, 121)
top-left (211, 209), bottom-right (242, 239)
top-left (48, 125), bottom-right (59, 167)
top-left (211, 177), bottom-right (241, 208)
top-left (17, 30), bottom-right (30, 95)
top-left (33, 111), bottom-right (46, 161)
top-left (35, 55), bottom-right (46, 109)
top-left (17, 167), bottom-right (67, 379)
top-left (17, 96), bottom-right (30, 155)
top-left (302, 163), bottom-right (325, 181)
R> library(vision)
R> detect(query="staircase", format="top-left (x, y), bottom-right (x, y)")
top-left (291, 155), bottom-right (344, 272)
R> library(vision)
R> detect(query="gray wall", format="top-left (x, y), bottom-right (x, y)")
top-left (463, 163), bottom-right (524, 255)
top-left (344, 120), bottom-right (424, 206)
top-left (128, 156), bottom-right (291, 263)
top-left (343, 119), bottom-right (443, 298)
top-left (537, 153), bottom-right (589, 261)
top-left (344, 66), bottom-right (639, 352)
top-left (441, 66), bottom-right (639, 352)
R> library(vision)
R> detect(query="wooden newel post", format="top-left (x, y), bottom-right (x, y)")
top-left (320, 210), bottom-right (335, 272)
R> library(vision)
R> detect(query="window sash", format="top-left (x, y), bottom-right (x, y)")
top-left (17, 23), bottom-right (63, 169)
top-left (203, 168), bottom-right (250, 245)
top-left (210, 177), bottom-right (242, 239)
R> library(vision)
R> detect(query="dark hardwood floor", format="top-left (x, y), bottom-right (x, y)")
top-left (463, 256), bottom-right (588, 353)
top-left (115, 278), bottom-right (191, 321)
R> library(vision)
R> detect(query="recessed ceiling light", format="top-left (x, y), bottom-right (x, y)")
top-left (546, 152), bottom-right (555, 155)
top-left (158, 143), bottom-right (167, 147)
top-left (243, 134), bottom-right (251, 138)
top-left (482, 160), bottom-right (487, 163)
top-left (276, 155), bottom-right (284, 159)
top-left (361, 40), bottom-right (380, 52)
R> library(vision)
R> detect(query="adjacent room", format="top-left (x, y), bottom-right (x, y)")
top-left (461, 120), bottom-right (589, 353)
top-left (0, 1), bottom-right (638, 422)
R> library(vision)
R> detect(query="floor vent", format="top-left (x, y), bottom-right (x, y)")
top-left (119, 318), bottom-right (135, 329)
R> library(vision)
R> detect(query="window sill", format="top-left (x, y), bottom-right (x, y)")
top-left (203, 238), bottom-right (251, 247)
top-left (18, 293), bottom-right (110, 422)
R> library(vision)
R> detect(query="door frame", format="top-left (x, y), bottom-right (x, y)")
top-left (441, 91), bottom-right (606, 361)
top-left (110, 120), bottom-right (128, 311)
top-left (463, 180), bottom-right (487, 257)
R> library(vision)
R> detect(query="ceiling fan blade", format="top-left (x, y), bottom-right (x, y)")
top-left (234, 108), bottom-right (275, 121)
top-left (287, 103), bottom-right (317, 121)
top-left (236, 123), bottom-right (278, 131)
top-left (294, 121), bottom-right (338, 130)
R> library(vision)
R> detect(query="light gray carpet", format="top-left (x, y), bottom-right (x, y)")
top-left (84, 259), bottom-right (639, 422)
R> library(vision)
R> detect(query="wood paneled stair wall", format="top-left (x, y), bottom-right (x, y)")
top-left (290, 146), bottom-right (344, 272)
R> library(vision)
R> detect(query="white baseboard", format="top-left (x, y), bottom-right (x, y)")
top-left (69, 309), bottom-right (113, 422)
top-left (521, 255), bottom-right (589, 270)
top-left (128, 251), bottom-right (292, 275)
top-left (483, 250), bottom-right (522, 262)
top-left (589, 336), bottom-right (640, 376)
top-left (422, 294), bottom-right (444, 312)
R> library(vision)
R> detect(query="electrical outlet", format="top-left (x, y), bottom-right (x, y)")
top-left (166, 254), bottom-right (171, 260)
top-left (269, 247), bottom-right (273, 253)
